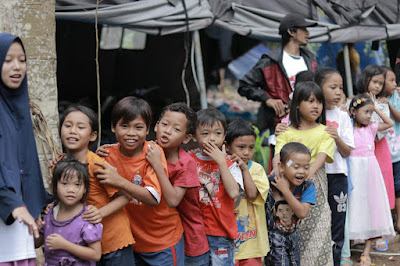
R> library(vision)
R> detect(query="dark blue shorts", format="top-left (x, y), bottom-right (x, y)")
top-left (97, 245), bottom-right (135, 266)
top-left (133, 236), bottom-right (184, 266)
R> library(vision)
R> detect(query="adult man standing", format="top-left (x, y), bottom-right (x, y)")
top-left (238, 13), bottom-right (318, 133)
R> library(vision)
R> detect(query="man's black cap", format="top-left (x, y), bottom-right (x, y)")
top-left (279, 13), bottom-right (318, 35)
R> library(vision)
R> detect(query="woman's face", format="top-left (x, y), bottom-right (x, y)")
top-left (1, 41), bottom-right (26, 89)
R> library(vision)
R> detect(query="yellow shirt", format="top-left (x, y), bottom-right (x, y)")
top-left (234, 161), bottom-right (270, 260)
top-left (275, 124), bottom-right (335, 164)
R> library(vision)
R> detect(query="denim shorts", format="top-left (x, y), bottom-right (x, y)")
top-left (184, 251), bottom-right (210, 266)
top-left (97, 245), bottom-right (135, 266)
top-left (207, 235), bottom-right (235, 266)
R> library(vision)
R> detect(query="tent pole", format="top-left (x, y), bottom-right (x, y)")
top-left (343, 44), bottom-right (353, 96)
top-left (193, 30), bottom-right (208, 109)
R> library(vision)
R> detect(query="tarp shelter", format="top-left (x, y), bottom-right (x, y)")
top-left (55, 0), bottom-right (400, 98)
top-left (56, 0), bottom-right (400, 42)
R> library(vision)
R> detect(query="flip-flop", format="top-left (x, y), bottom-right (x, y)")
top-left (340, 257), bottom-right (353, 266)
top-left (373, 238), bottom-right (388, 252)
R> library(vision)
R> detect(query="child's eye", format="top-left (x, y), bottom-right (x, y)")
top-left (174, 128), bottom-right (181, 132)
top-left (161, 122), bottom-right (167, 126)
top-left (249, 146), bottom-right (255, 150)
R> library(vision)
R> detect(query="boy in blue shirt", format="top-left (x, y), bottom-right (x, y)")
top-left (266, 142), bottom-right (315, 265)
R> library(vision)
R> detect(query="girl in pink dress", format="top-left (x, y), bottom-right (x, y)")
top-left (347, 94), bottom-right (395, 266)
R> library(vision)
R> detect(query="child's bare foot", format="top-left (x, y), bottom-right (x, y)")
top-left (359, 254), bottom-right (371, 266)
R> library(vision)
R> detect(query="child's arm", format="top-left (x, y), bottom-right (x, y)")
top-left (374, 105), bottom-right (394, 131)
top-left (46, 234), bottom-right (101, 262)
top-left (34, 217), bottom-right (45, 248)
top-left (146, 145), bottom-right (186, 208)
top-left (388, 102), bottom-right (400, 122)
top-left (230, 153), bottom-right (258, 200)
top-left (271, 175), bottom-right (311, 219)
top-left (307, 153), bottom-right (326, 181)
top-left (203, 142), bottom-right (239, 199)
top-left (271, 153), bottom-right (281, 177)
top-left (325, 126), bottom-right (351, 158)
top-left (82, 192), bottom-right (131, 223)
top-left (94, 162), bottom-right (158, 206)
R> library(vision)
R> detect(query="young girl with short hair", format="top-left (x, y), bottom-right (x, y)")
top-left (35, 157), bottom-right (103, 265)
top-left (347, 94), bottom-right (395, 266)
top-left (272, 81), bottom-right (335, 266)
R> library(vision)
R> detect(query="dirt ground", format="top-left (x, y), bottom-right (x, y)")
top-left (350, 234), bottom-right (400, 266)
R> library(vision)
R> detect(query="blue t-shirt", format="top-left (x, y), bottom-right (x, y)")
top-left (293, 182), bottom-right (316, 204)
top-left (389, 91), bottom-right (400, 163)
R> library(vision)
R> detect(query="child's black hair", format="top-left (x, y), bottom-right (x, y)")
top-left (295, 70), bottom-right (315, 88)
top-left (60, 105), bottom-right (98, 146)
top-left (195, 108), bottom-right (227, 132)
top-left (159, 102), bottom-right (197, 135)
top-left (225, 118), bottom-right (256, 145)
top-left (52, 156), bottom-right (90, 203)
top-left (111, 96), bottom-right (152, 129)
top-left (280, 142), bottom-right (311, 164)
top-left (349, 93), bottom-right (374, 121)
top-left (356, 64), bottom-right (386, 97)
top-left (314, 67), bottom-right (341, 88)
top-left (289, 81), bottom-right (326, 128)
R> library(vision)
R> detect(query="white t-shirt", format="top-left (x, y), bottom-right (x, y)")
top-left (0, 218), bottom-right (36, 263)
top-left (282, 51), bottom-right (308, 90)
top-left (325, 107), bottom-right (355, 175)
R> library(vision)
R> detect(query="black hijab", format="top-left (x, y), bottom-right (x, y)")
top-left (0, 33), bottom-right (49, 224)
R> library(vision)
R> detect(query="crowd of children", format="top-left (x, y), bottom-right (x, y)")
top-left (1, 31), bottom-right (399, 266)
top-left (11, 66), bottom-right (398, 266)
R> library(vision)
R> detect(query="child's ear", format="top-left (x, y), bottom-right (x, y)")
top-left (224, 141), bottom-right (230, 153)
top-left (278, 161), bottom-right (284, 174)
top-left (90, 131), bottom-right (98, 142)
top-left (192, 135), bottom-right (198, 143)
top-left (111, 124), bottom-right (115, 133)
top-left (154, 121), bottom-right (159, 133)
top-left (182, 134), bottom-right (192, 145)
top-left (349, 107), bottom-right (355, 117)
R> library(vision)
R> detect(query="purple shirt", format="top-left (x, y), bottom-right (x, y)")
top-left (40, 204), bottom-right (103, 266)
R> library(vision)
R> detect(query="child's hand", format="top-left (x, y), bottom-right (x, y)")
top-left (203, 142), bottom-right (226, 165)
top-left (82, 205), bottom-right (102, 224)
top-left (145, 144), bottom-right (162, 167)
top-left (188, 147), bottom-right (201, 154)
top-left (378, 97), bottom-right (388, 104)
top-left (229, 153), bottom-right (247, 171)
top-left (48, 155), bottom-right (64, 168)
top-left (94, 161), bottom-right (122, 187)
top-left (275, 123), bottom-right (288, 136)
top-left (366, 92), bottom-right (376, 102)
top-left (46, 233), bottom-right (67, 250)
top-left (325, 125), bottom-right (339, 140)
top-left (43, 202), bottom-right (54, 215)
top-left (35, 216), bottom-right (45, 230)
top-left (96, 144), bottom-right (111, 158)
top-left (12, 206), bottom-right (39, 238)
top-left (271, 174), bottom-right (291, 194)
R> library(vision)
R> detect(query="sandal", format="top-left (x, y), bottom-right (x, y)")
top-left (340, 257), bottom-right (353, 266)
top-left (359, 254), bottom-right (371, 266)
top-left (372, 238), bottom-right (388, 251)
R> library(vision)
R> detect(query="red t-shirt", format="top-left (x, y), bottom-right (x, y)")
top-left (105, 142), bottom-right (183, 253)
top-left (189, 152), bottom-right (239, 240)
top-left (168, 148), bottom-right (209, 257)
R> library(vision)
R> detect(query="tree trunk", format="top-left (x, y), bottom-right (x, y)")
top-left (0, 0), bottom-right (61, 190)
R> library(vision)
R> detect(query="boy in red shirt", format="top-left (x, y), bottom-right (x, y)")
top-left (189, 108), bottom-right (244, 266)
top-left (146, 103), bottom-right (209, 265)
top-left (94, 96), bottom-right (184, 265)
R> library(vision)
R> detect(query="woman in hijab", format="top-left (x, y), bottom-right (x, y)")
top-left (0, 33), bottom-right (50, 265)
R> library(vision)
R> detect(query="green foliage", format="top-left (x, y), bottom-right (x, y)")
top-left (252, 125), bottom-right (271, 173)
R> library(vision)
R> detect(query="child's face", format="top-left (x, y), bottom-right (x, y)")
top-left (2, 42), bottom-right (27, 89)
top-left (226, 135), bottom-right (256, 165)
top-left (276, 204), bottom-right (294, 223)
top-left (352, 103), bottom-right (374, 127)
top-left (278, 152), bottom-right (311, 187)
top-left (194, 121), bottom-right (226, 154)
top-left (112, 115), bottom-right (149, 157)
top-left (61, 111), bottom-right (97, 153)
top-left (298, 92), bottom-right (323, 123)
top-left (321, 73), bottom-right (343, 109)
top-left (367, 74), bottom-right (385, 96)
top-left (385, 70), bottom-right (397, 96)
top-left (155, 110), bottom-right (191, 151)
top-left (57, 171), bottom-right (86, 207)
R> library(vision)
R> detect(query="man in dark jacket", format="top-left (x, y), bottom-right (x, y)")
top-left (238, 13), bottom-right (318, 133)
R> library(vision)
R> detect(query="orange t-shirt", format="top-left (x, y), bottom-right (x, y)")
top-left (105, 142), bottom-right (184, 253)
top-left (85, 151), bottom-right (134, 254)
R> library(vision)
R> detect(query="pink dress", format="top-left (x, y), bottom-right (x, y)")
top-left (348, 123), bottom-right (395, 240)
top-left (375, 137), bottom-right (395, 209)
